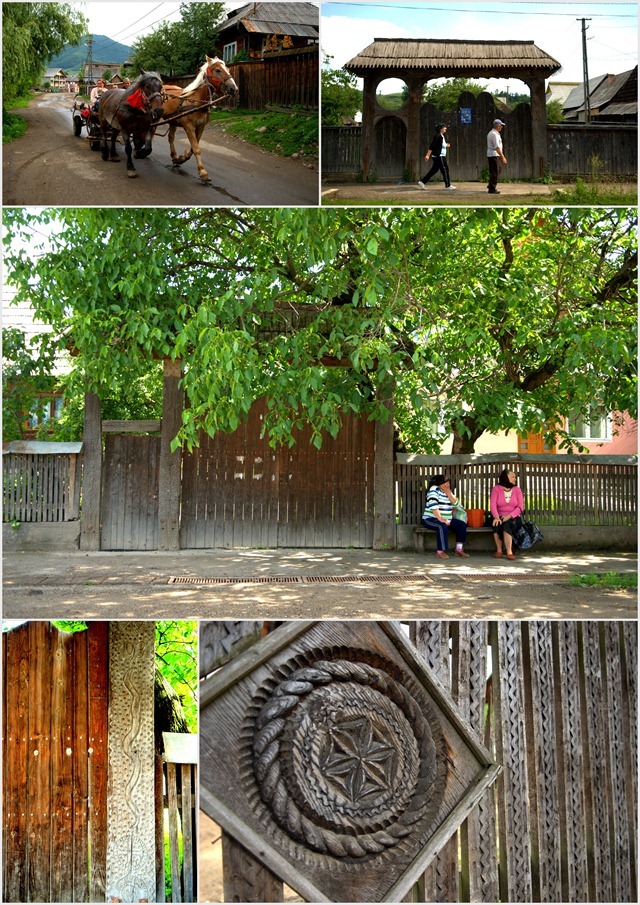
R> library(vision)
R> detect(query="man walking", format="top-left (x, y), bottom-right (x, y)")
top-left (487, 119), bottom-right (507, 194)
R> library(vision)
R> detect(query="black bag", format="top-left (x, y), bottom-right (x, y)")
top-left (510, 515), bottom-right (543, 550)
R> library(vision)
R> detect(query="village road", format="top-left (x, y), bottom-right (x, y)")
top-left (2, 92), bottom-right (319, 206)
top-left (3, 549), bottom-right (636, 622)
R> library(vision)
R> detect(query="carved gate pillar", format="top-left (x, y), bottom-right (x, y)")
top-left (106, 622), bottom-right (156, 902)
top-left (527, 76), bottom-right (548, 178)
top-left (406, 77), bottom-right (424, 181)
top-left (362, 75), bottom-right (378, 180)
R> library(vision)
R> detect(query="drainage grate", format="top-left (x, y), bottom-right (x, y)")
top-left (168, 575), bottom-right (303, 585)
top-left (304, 573), bottom-right (433, 584)
top-left (167, 573), bottom-right (433, 586)
top-left (461, 572), bottom-right (571, 582)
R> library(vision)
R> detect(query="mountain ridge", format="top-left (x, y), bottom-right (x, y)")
top-left (48, 35), bottom-right (133, 71)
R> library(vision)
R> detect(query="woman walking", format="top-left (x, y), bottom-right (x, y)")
top-left (418, 123), bottom-right (456, 190)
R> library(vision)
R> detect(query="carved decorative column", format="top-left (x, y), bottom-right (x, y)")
top-left (106, 622), bottom-right (156, 902)
top-left (406, 77), bottom-right (423, 181)
top-left (361, 75), bottom-right (377, 180)
top-left (527, 76), bottom-right (548, 178)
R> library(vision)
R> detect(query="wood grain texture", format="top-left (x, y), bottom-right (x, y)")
top-left (80, 392), bottom-right (102, 550)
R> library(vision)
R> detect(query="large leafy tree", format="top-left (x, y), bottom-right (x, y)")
top-left (130, 1), bottom-right (225, 76)
top-left (3, 207), bottom-right (636, 453)
top-left (2, 2), bottom-right (87, 104)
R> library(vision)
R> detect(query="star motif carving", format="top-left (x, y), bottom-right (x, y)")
top-left (321, 716), bottom-right (397, 802)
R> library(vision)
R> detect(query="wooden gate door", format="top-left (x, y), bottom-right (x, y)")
top-left (2, 622), bottom-right (109, 903)
top-left (101, 434), bottom-right (161, 550)
top-left (180, 404), bottom-right (376, 549)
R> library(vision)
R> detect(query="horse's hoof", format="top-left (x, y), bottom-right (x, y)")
top-left (127, 170), bottom-right (138, 178)
top-left (200, 174), bottom-right (211, 184)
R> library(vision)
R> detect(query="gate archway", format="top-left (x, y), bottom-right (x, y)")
top-left (346, 38), bottom-right (561, 181)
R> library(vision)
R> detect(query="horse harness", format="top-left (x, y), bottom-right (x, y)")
top-left (154, 68), bottom-right (235, 127)
top-left (101, 77), bottom-right (166, 130)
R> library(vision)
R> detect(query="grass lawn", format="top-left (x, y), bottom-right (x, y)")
top-left (214, 108), bottom-right (318, 160)
top-left (3, 91), bottom-right (36, 143)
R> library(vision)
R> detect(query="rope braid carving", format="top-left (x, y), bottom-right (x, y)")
top-left (253, 659), bottom-right (439, 858)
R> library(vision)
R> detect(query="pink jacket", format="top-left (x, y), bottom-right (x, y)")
top-left (490, 484), bottom-right (524, 519)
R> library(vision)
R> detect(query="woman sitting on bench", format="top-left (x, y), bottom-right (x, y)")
top-left (421, 474), bottom-right (469, 559)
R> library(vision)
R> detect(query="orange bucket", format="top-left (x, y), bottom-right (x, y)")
top-left (466, 509), bottom-right (485, 528)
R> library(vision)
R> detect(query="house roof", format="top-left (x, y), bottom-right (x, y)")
top-left (563, 67), bottom-right (637, 116)
top-left (345, 39), bottom-right (561, 77)
top-left (219, 2), bottom-right (319, 39)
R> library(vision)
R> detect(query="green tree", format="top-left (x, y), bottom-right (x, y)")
top-left (2, 327), bottom-right (58, 440)
top-left (321, 56), bottom-right (362, 125)
top-left (3, 207), bottom-right (636, 453)
top-left (422, 77), bottom-right (486, 110)
top-left (2, 2), bottom-right (87, 104)
top-left (131, 1), bottom-right (225, 75)
top-left (546, 98), bottom-right (565, 124)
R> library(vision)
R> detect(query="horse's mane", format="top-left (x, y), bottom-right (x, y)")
top-left (180, 58), bottom-right (225, 97)
top-left (124, 70), bottom-right (161, 98)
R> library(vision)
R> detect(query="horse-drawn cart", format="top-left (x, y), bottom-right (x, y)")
top-left (71, 96), bottom-right (102, 150)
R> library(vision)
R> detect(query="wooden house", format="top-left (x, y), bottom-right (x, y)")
top-left (217, 1), bottom-right (319, 62)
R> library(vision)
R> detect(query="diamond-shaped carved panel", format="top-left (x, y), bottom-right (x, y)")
top-left (200, 621), bottom-right (500, 903)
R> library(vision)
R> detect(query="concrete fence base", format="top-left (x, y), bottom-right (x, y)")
top-left (3, 521), bottom-right (81, 552)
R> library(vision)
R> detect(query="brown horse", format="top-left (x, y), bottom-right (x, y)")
top-left (161, 56), bottom-right (238, 183)
top-left (98, 71), bottom-right (165, 178)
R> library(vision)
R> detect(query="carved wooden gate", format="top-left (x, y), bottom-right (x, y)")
top-left (180, 404), bottom-right (376, 549)
top-left (199, 620), bottom-right (638, 903)
top-left (101, 434), bottom-right (161, 550)
top-left (2, 621), bottom-right (109, 902)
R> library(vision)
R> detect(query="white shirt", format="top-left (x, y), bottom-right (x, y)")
top-left (487, 128), bottom-right (503, 157)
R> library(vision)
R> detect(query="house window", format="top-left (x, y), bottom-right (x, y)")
top-left (568, 405), bottom-right (611, 441)
top-left (223, 42), bottom-right (237, 63)
top-left (28, 395), bottom-right (63, 429)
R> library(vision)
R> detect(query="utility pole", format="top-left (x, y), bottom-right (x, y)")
top-left (85, 34), bottom-right (94, 93)
top-left (577, 18), bottom-right (592, 124)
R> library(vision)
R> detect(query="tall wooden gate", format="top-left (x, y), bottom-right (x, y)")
top-left (101, 434), bottom-right (161, 551)
top-left (180, 407), bottom-right (376, 549)
top-left (2, 621), bottom-right (109, 902)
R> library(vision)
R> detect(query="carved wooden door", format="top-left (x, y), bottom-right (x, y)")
top-left (200, 621), bottom-right (500, 903)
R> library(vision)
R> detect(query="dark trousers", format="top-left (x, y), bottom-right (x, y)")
top-left (421, 516), bottom-right (467, 552)
top-left (421, 157), bottom-right (451, 187)
top-left (488, 156), bottom-right (501, 191)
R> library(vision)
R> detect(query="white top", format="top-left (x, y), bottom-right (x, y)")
top-left (487, 128), bottom-right (503, 157)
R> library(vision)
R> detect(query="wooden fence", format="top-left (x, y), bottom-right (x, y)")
top-left (164, 47), bottom-right (318, 110)
top-left (323, 122), bottom-right (637, 180)
top-left (161, 736), bottom-right (198, 904)
top-left (200, 619), bottom-right (638, 903)
top-left (396, 453), bottom-right (637, 527)
top-left (2, 442), bottom-right (82, 523)
top-left (548, 123), bottom-right (637, 178)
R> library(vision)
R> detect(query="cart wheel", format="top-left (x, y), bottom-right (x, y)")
top-left (73, 117), bottom-right (82, 137)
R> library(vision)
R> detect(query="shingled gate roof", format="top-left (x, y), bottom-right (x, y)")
top-left (345, 39), bottom-right (561, 78)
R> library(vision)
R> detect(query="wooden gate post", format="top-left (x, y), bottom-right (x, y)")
top-left (373, 383), bottom-right (395, 549)
top-left (528, 76), bottom-right (548, 177)
top-left (106, 622), bottom-right (156, 902)
top-left (80, 392), bottom-right (102, 551)
top-left (158, 358), bottom-right (184, 551)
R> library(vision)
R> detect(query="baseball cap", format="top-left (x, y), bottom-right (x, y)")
top-left (493, 119), bottom-right (505, 126)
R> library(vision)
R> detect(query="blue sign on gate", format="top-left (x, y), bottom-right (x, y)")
top-left (460, 107), bottom-right (472, 124)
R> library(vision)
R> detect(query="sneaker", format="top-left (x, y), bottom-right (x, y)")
top-left (417, 181), bottom-right (426, 190)
top-left (488, 189), bottom-right (501, 194)
top-left (445, 185), bottom-right (456, 190)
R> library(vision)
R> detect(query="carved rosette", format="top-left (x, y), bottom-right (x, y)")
top-left (250, 653), bottom-right (446, 860)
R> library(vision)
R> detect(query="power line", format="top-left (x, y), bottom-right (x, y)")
top-left (324, 2), bottom-right (637, 17)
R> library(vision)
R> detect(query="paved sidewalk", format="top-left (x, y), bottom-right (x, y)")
top-left (3, 548), bottom-right (636, 621)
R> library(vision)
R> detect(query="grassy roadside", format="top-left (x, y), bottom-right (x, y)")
top-left (3, 91), bottom-right (36, 143)
top-left (323, 184), bottom-right (638, 206)
top-left (213, 108), bottom-right (318, 161)
top-left (568, 571), bottom-right (637, 590)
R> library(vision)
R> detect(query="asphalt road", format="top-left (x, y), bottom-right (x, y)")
top-left (3, 92), bottom-right (319, 206)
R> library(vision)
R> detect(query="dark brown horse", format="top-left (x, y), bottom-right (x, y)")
top-left (98, 71), bottom-right (165, 178)
top-left (161, 56), bottom-right (238, 183)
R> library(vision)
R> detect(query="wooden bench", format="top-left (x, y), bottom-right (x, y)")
top-left (413, 525), bottom-right (493, 553)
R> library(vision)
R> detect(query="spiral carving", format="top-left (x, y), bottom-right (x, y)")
top-left (252, 656), bottom-right (443, 858)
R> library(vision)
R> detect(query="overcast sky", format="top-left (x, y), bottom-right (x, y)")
top-left (322, 0), bottom-right (638, 93)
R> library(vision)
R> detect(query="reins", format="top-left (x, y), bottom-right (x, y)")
top-left (154, 92), bottom-right (229, 128)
